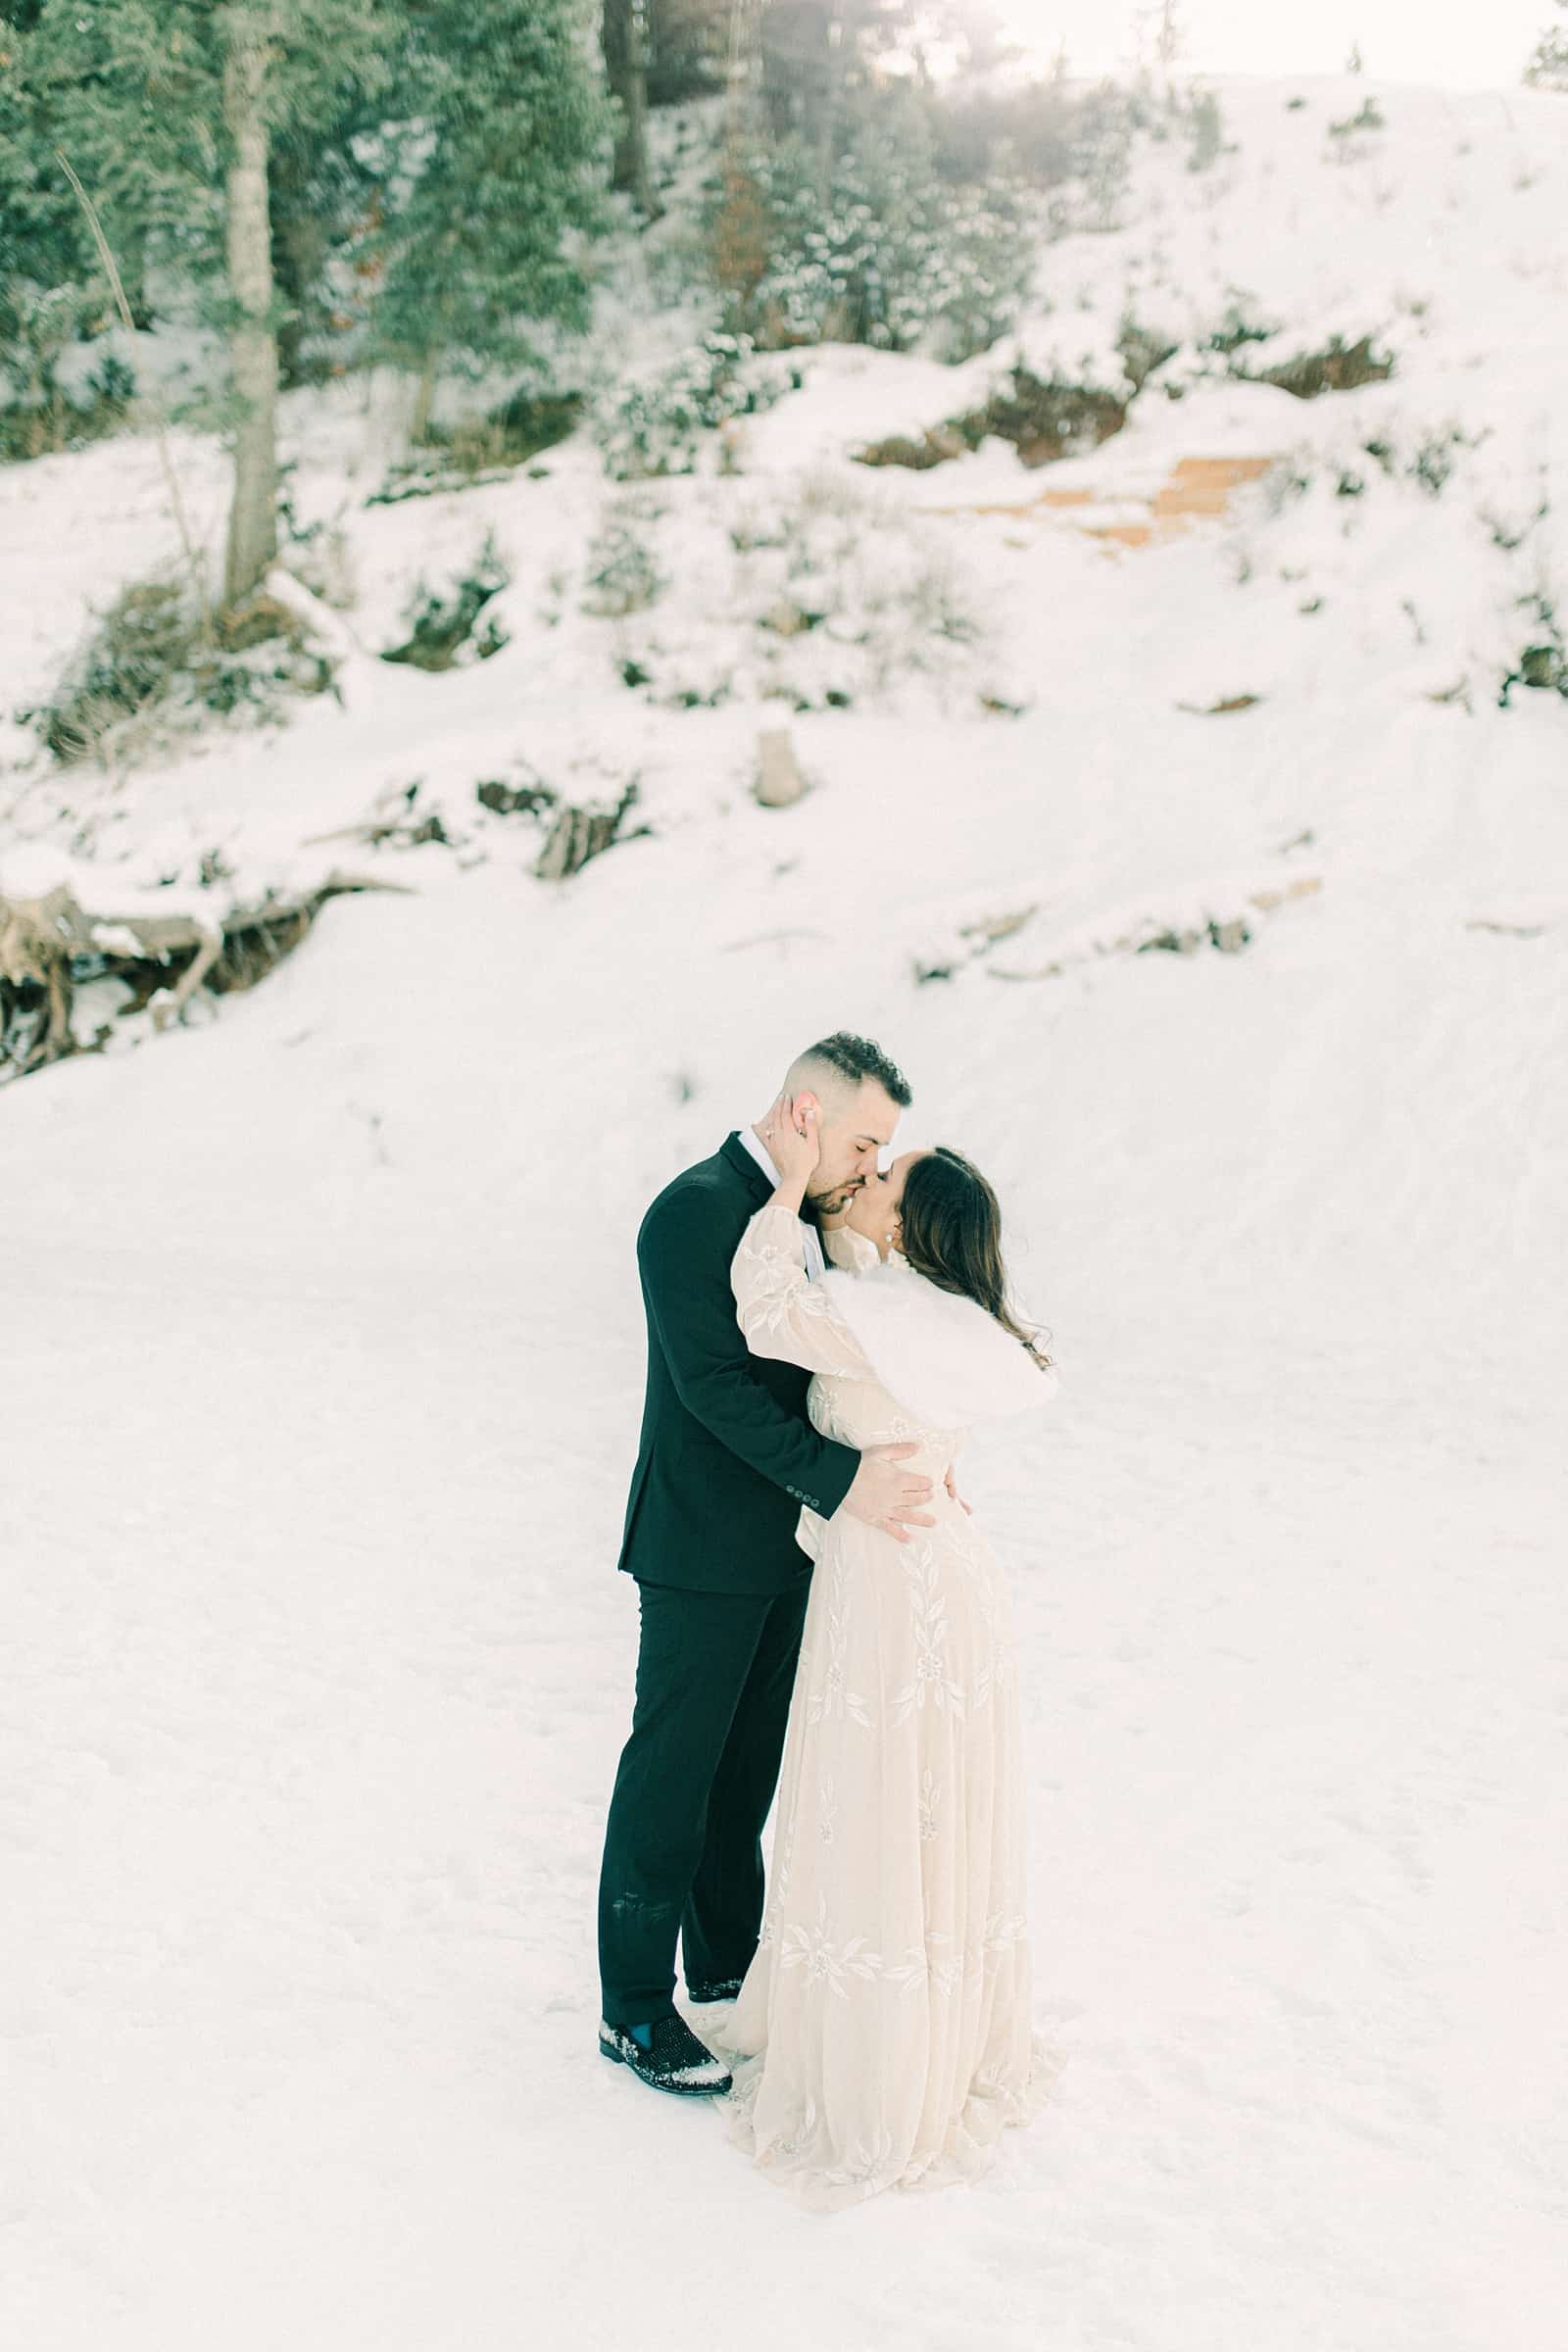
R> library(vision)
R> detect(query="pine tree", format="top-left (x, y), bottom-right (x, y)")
top-left (368, 0), bottom-right (612, 443)
top-left (13, 0), bottom-right (392, 604)
top-left (1524, 2), bottom-right (1568, 88)
top-left (1, 6), bottom-right (99, 429)
top-left (603, 0), bottom-right (659, 218)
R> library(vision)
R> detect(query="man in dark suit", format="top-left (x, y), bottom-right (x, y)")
top-left (597, 1033), bottom-right (935, 2095)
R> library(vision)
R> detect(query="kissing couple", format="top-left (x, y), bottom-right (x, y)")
top-left (596, 1032), bottom-right (1063, 2211)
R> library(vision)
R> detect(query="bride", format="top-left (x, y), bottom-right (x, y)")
top-left (710, 1092), bottom-right (1064, 2211)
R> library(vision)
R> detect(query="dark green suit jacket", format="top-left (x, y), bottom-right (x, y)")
top-left (617, 1133), bottom-right (862, 1594)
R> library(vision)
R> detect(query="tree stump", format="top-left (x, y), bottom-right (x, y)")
top-left (533, 781), bottom-right (641, 881)
top-left (756, 727), bottom-right (808, 808)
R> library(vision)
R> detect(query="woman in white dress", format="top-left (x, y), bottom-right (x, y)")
top-left (711, 1098), bottom-right (1063, 2211)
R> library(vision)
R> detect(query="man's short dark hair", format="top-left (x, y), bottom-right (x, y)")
top-left (800, 1031), bottom-right (912, 1108)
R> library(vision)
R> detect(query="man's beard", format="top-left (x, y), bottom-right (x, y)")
top-left (803, 1177), bottom-right (864, 1222)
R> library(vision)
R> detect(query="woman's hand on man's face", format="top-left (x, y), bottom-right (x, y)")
top-left (760, 1090), bottom-right (822, 1190)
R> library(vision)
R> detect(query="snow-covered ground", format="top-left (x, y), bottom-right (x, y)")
top-left (3, 74), bottom-right (1565, 2350)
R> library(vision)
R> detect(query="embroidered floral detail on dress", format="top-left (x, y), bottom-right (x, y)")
top-left (884, 1931), bottom-right (964, 1997)
top-left (769, 2095), bottom-right (822, 2160)
top-left (918, 1767), bottom-right (941, 1842)
top-left (892, 1540), bottom-right (966, 1724)
top-left (733, 1229), bottom-right (874, 1377)
top-left (981, 1910), bottom-right (1030, 1967)
top-left (780, 1893), bottom-right (885, 1997)
top-left (821, 2131), bottom-right (903, 2196)
top-left (806, 1555), bottom-right (874, 1729)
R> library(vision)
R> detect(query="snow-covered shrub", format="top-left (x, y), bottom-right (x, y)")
top-left (84, 351), bottom-right (137, 410)
top-left (593, 333), bottom-right (796, 480)
top-left (718, 119), bottom-right (1034, 362)
top-left (15, 576), bottom-right (336, 765)
top-left (855, 362), bottom-right (1127, 473)
top-left (1069, 81), bottom-right (1136, 229)
top-left (1523, 12), bottom-right (1568, 89)
top-left (1203, 301), bottom-right (1279, 357)
top-left (581, 511), bottom-right (665, 616)
top-left (1248, 334), bottom-right (1395, 398)
top-left (1406, 425), bottom-right (1478, 497)
top-left (380, 531), bottom-right (511, 670)
top-left (1499, 596), bottom-right (1568, 705)
top-left (0, 293), bottom-right (138, 464)
top-left (1184, 87), bottom-right (1227, 172)
top-left (1116, 316), bottom-right (1180, 392)
top-left (968, 365), bottom-right (1128, 461)
top-left (930, 80), bottom-right (1079, 187)
top-left (1327, 97), bottom-right (1387, 152)
top-left (17, 581), bottom-right (196, 763)
top-left (612, 478), bottom-right (997, 715)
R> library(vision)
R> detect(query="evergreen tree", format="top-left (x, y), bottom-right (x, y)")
top-left (1524, 2), bottom-right (1568, 88)
top-left (1, 7), bottom-right (99, 424)
top-left (603, 0), bottom-right (659, 216)
top-left (642, 0), bottom-right (728, 106)
top-left (368, 0), bottom-right (612, 442)
top-left (8, 1), bottom-right (609, 579)
top-left (760, 0), bottom-right (916, 158)
top-left (267, 101), bottom-right (388, 389)
top-left (13, 0), bottom-right (392, 603)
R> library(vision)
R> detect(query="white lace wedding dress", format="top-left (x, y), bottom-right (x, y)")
top-left (710, 1202), bottom-right (1065, 2212)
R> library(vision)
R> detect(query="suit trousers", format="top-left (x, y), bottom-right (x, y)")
top-left (597, 1574), bottom-right (811, 2029)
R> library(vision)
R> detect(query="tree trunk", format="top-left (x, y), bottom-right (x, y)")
top-left (815, 4), bottom-right (844, 194)
top-left (604, 0), bottom-right (661, 219)
top-left (221, 17), bottom-right (279, 611)
top-left (269, 144), bottom-right (328, 390)
top-left (410, 354), bottom-right (439, 446)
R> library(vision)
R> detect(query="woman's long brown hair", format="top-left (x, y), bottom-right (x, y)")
top-left (897, 1148), bottom-right (1054, 1370)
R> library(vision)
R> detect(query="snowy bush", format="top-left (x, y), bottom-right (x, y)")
top-left (1116, 316), bottom-right (1181, 392)
top-left (1327, 97), bottom-right (1388, 154)
top-left (1069, 81), bottom-right (1136, 229)
top-left (0, 293), bottom-right (138, 464)
top-left (380, 531), bottom-right (511, 670)
top-left (581, 511), bottom-right (665, 617)
top-left (1183, 88), bottom-right (1227, 172)
top-left (1406, 425), bottom-right (1480, 497)
top-left (16, 576), bottom-right (337, 766)
top-left (612, 478), bottom-right (998, 716)
top-left (930, 81), bottom-right (1079, 188)
top-left (1523, 12), bottom-right (1568, 89)
top-left (718, 121), bottom-right (1034, 363)
top-left (1499, 596), bottom-right (1568, 705)
top-left (593, 333), bottom-right (796, 480)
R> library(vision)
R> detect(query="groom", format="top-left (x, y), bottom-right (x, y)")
top-left (597, 1032), bottom-right (935, 2096)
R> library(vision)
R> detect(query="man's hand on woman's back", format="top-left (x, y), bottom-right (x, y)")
top-left (839, 1443), bottom-right (935, 1544)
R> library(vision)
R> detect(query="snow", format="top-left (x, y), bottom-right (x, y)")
top-left (3, 73), bottom-right (1566, 2351)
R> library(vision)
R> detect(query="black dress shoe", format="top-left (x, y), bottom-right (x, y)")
top-left (684, 1976), bottom-right (745, 2004)
top-left (598, 2015), bottom-right (733, 2098)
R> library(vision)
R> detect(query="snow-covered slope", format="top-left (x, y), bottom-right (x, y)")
top-left (3, 74), bottom-right (1565, 2352)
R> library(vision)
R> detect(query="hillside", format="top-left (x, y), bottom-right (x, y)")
top-left (3, 73), bottom-right (1565, 2352)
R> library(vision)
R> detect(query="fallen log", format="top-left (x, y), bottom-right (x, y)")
top-left (0, 871), bottom-right (406, 1082)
